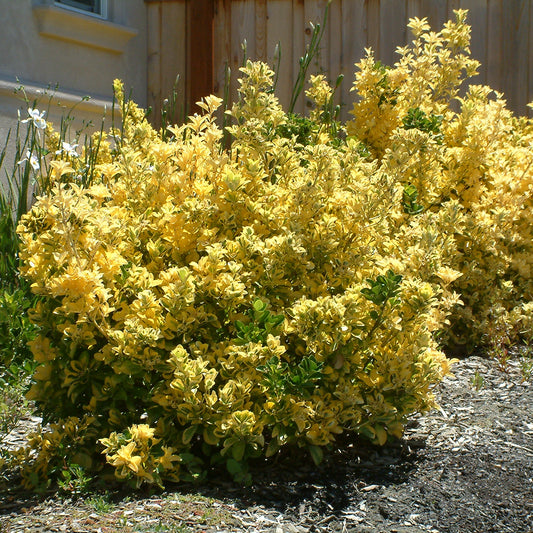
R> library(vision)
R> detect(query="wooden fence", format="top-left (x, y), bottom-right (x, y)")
top-left (146, 0), bottom-right (533, 124)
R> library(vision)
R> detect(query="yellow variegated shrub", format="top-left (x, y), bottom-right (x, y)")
top-left (348, 10), bottom-right (533, 348)
top-left (13, 11), bottom-right (532, 488)
top-left (15, 66), bottom-right (453, 488)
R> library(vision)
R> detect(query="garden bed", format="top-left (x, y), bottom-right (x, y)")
top-left (1, 353), bottom-right (532, 533)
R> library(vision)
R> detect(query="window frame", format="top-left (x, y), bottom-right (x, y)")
top-left (54, 0), bottom-right (108, 19)
top-left (33, 0), bottom-right (137, 55)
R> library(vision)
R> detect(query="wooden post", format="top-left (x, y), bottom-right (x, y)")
top-left (188, 0), bottom-right (215, 112)
top-left (145, 0), bottom-right (188, 128)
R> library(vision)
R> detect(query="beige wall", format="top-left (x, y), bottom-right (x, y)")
top-left (0, 0), bottom-right (148, 180)
top-left (0, 0), bottom-right (147, 103)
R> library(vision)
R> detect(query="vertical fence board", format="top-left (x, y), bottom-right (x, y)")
top-left (161, 1), bottom-right (187, 119)
top-left (292, 0), bottom-right (306, 113)
top-left (188, 0), bottom-right (214, 112)
top-left (255, 0), bottom-right (268, 61)
top-left (366, 0), bottom-right (381, 55)
top-left (233, 0), bottom-right (257, 63)
top-left (147, 2), bottom-right (162, 126)
top-left (328, 0), bottom-right (343, 109)
top-left (149, 0), bottom-right (533, 124)
top-left (213, 0), bottom-right (231, 98)
top-left (267, 0), bottom-right (294, 108)
top-left (341, 0), bottom-right (368, 115)
top-left (515, 0), bottom-right (529, 113)
top-left (500, 0), bottom-right (518, 107)
top-left (485, 0), bottom-right (502, 94)
top-left (302, 0), bottom-right (327, 112)
top-left (530, 0), bottom-right (533, 113)
top-left (161, 2), bottom-right (187, 96)
top-left (502, 0), bottom-right (529, 114)
top-left (415, 0), bottom-right (447, 28)
top-left (461, 0), bottom-right (487, 85)
top-left (229, 0), bottom-right (256, 101)
top-left (341, 1), bottom-right (368, 66)
top-left (447, 0), bottom-right (461, 19)
top-left (407, 0), bottom-right (422, 19)
top-left (380, 0), bottom-right (407, 66)
top-left (328, 0), bottom-right (342, 76)
top-left (307, 0), bottom-right (330, 74)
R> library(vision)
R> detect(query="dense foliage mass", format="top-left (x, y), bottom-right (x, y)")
top-left (347, 14), bottom-right (533, 348)
top-left (7, 11), bottom-right (533, 488)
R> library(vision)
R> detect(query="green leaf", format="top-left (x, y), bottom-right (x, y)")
top-left (179, 452), bottom-right (204, 472)
top-left (231, 440), bottom-right (246, 462)
top-left (182, 425), bottom-right (198, 445)
top-left (226, 458), bottom-right (243, 476)
top-left (203, 426), bottom-right (219, 446)
top-left (361, 271), bottom-right (402, 306)
top-left (253, 299), bottom-right (266, 312)
top-left (270, 314), bottom-right (285, 327)
top-left (374, 424), bottom-right (388, 446)
top-left (402, 184), bottom-right (424, 214)
top-left (265, 439), bottom-right (280, 458)
top-left (358, 425), bottom-right (376, 441)
top-left (308, 444), bottom-right (324, 466)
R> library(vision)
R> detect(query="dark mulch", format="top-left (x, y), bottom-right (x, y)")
top-left (1, 354), bottom-right (532, 532)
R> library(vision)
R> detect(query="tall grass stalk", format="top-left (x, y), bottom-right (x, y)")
top-left (288, 0), bottom-right (332, 113)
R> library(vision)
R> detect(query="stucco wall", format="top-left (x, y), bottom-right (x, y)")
top-left (0, 0), bottom-right (147, 103)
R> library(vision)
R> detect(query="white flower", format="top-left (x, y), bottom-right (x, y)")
top-left (56, 141), bottom-right (79, 158)
top-left (21, 108), bottom-right (46, 129)
top-left (17, 150), bottom-right (40, 171)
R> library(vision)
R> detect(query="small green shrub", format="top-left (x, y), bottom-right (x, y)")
top-left (0, 381), bottom-right (30, 441)
top-left (0, 380), bottom-right (32, 476)
top-left (0, 288), bottom-right (39, 386)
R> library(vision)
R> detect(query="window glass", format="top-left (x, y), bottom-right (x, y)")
top-left (55, 0), bottom-right (106, 17)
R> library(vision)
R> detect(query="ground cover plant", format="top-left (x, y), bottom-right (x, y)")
top-left (1, 10), bottom-right (532, 493)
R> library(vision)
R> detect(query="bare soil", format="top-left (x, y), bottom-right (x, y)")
top-left (1, 354), bottom-right (532, 533)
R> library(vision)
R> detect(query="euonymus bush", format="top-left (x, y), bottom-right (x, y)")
top-left (9, 11), bottom-right (532, 488)
top-left (348, 13), bottom-right (533, 347)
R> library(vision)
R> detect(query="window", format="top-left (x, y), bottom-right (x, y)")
top-left (34, 0), bottom-right (137, 54)
top-left (54, 0), bottom-right (107, 18)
